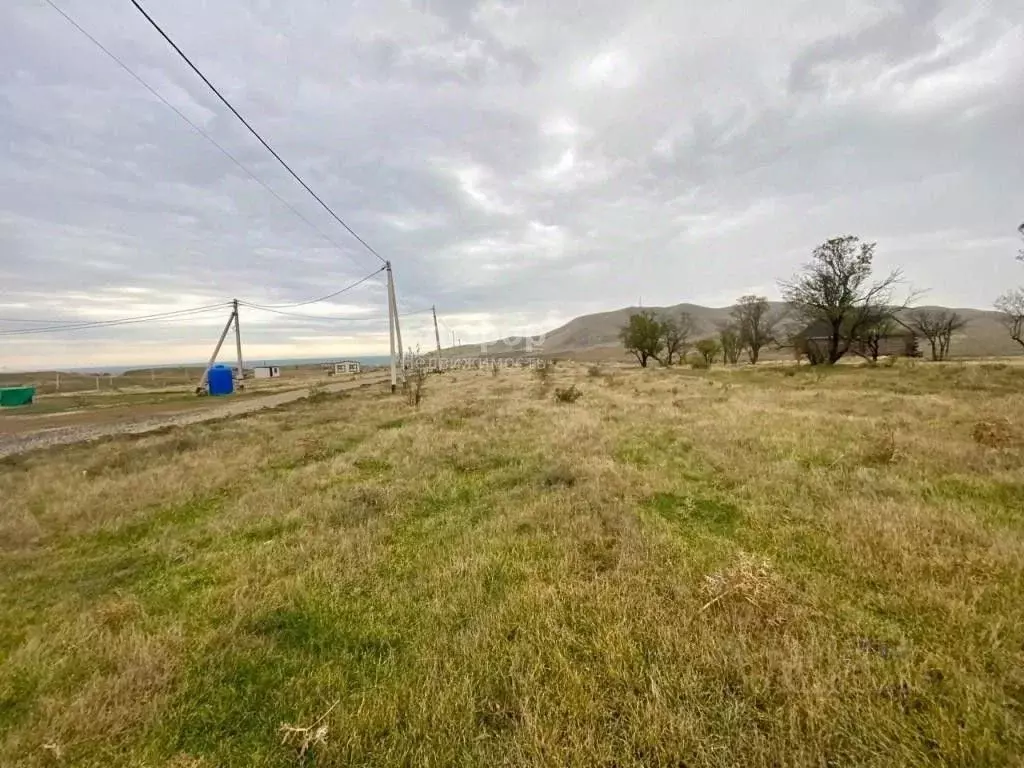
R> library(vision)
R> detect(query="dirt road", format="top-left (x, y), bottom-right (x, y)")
top-left (0, 375), bottom-right (390, 459)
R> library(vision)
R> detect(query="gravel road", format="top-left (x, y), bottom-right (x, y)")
top-left (0, 375), bottom-right (389, 459)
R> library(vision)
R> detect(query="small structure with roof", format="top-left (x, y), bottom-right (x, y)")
top-left (253, 365), bottom-right (280, 379)
top-left (800, 319), bottom-right (919, 360)
top-left (329, 360), bottom-right (361, 375)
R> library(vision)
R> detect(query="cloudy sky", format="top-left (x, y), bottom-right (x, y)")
top-left (1, 0), bottom-right (1022, 369)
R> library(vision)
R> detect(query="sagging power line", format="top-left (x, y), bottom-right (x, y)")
top-left (0, 303), bottom-right (231, 337)
top-left (41, 0), bottom-right (377, 273)
top-left (129, 0), bottom-right (389, 267)
top-left (243, 267), bottom-right (387, 310)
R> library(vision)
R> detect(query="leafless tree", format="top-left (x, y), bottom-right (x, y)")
top-left (903, 309), bottom-right (968, 361)
top-left (657, 313), bottom-right (694, 366)
top-left (995, 290), bottom-right (1024, 350)
top-left (730, 295), bottom-right (780, 364)
top-left (779, 236), bottom-right (909, 365)
top-left (851, 311), bottom-right (897, 363)
top-left (719, 325), bottom-right (743, 365)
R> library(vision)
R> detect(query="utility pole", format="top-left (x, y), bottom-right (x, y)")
top-left (385, 261), bottom-right (406, 386)
top-left (386, 263), bottom-right (398, 393)
top-left (196, 307), bottom-right (237, 393)
top-left (432, 305), bottom-right (442, 371)
top-left (232, 298), bottom-right (245, 385)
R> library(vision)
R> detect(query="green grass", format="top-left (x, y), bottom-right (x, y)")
top-left (0, 363), bottom-right (1023, 766)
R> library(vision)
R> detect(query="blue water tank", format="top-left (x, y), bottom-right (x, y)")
top-left (207, 364), bottom-right (234, 396)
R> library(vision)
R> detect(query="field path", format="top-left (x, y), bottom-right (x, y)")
top-left (0, 374), bottom-right (390, 459)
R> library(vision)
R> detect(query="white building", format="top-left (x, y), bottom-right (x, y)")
top-left (333, 361), bottom-right (361, 375)
top-left (253, 365), bottom-right (281, 379)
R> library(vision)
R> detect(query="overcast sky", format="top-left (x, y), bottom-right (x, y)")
top-left (2, 0), bottom-right (1022, 369)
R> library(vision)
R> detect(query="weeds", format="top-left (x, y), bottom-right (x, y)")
top-left (553, 384), bottom-right (583, 403)
top-left (701, 551), bottom-right (787, 625)
top-left (279, 701), bottom-right (337, 762)
top-left (973, 419), bottom-right (1017, 448)
top-left (306, 384), bottom-right (328, 404)
top-left (861, 423), bottom-right (900, 466)
top-left (404, 367), bottom-right (427, 407)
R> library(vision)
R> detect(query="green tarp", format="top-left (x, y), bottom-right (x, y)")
top-left (0, 387), bottom-right (35, 407)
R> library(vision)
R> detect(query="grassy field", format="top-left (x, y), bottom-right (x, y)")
top-left (1, 361), bottom-right (1023, 766)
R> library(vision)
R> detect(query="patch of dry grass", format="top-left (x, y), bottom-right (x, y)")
top-left (1, 364), bottom-right (1023, 766)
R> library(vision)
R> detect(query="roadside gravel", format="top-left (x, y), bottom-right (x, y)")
top-left (0, 375), bottom-right (389, 459)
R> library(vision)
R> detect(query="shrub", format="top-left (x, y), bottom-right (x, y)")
top-left (587, 365), bottom-right (603, 378)
top-left (973, 419), bottom-right (1017, 448)
top-left (541, 463), bottom-right (577, 488)
top-left (307, 384), bottom-right (329, 404)
top-left (404, 367), bottom-right (427, 407)
top-left (554, 384), bottom-right (583, 404)
top-left (861, 424), bottom-right (899, 466)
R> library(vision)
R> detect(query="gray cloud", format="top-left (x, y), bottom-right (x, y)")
top-left (1, 0), bottom-right (1022, 369)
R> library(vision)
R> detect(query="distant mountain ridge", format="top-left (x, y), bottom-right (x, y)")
top-left (468, 302), bottom-right (1021, 361)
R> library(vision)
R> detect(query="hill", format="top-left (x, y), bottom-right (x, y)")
top-left (465, 303), bottom-right (1021, 361)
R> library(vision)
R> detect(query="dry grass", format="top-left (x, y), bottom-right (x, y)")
top-left (1, 362), bottom-right (1023, 766)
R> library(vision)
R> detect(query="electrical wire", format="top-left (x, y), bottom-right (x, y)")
top-left (0, 303), bottom-right (230, 336)
top-left (41, 0), bottom-right (376, 272)
top-left (242, 267), bottom-right (386, 309)
top-left (129, 0), bottom-right (389, 266)
top-left (237, 303), bottom-right (385, 323)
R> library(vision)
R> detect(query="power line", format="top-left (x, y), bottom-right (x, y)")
top-left (0, 303), bottom-right (231, 337)
top-left (237, 303), bottom-right (386, 323)
top-left (41, 0), bottom-right (375, 273)
top-left (243, 267), bottom-right (386, 310)
top-left (129, 0), bottom-right (389, 266)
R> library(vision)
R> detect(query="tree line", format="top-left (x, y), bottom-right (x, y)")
top-left (622, 229), bottom-right (1024, 367)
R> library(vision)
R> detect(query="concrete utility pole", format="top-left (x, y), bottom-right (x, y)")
top-left (385, 261), bottom-right (406, 386)
top-left (386, 263), bottom-right (398, 393)
top-left (196, 307), bottom-right (237, 392)
top-left (232, 298), bottom-right (245, 384)
top-left (432, 305), bottom-right (442, 371)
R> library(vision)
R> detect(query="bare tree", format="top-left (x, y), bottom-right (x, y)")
top-left (719, 325), bottom-right (742, 364)
top-left (779, 236), bottom-right (908, 365)
top-left (995, 290), bottom-right (1024, 350)
top-left (657, 313), bottom-right (694, 366)
top-left (731, 295), bottom-right (780, 364)
top-left (903, 309), bottom-right (967, 361)
top-left (851, 311), bottom-right (896, 363)
top-left (620, 311), bottom-right (664, 368)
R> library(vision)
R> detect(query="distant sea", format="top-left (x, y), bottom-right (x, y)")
top-left (51, 355), bottom-right (394, 375)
